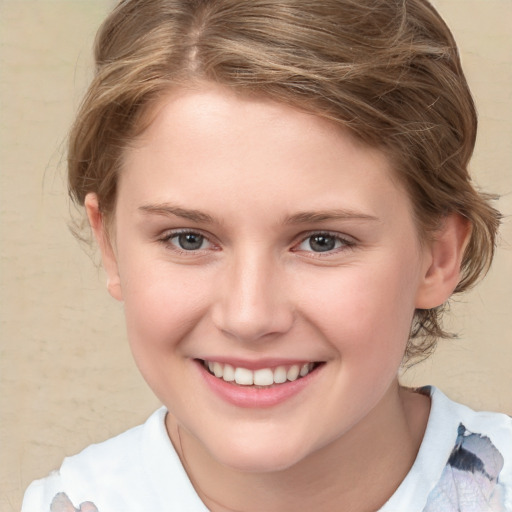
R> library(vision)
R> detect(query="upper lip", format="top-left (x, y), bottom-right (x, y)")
top-left (196, 357), bottom-right (321, 371)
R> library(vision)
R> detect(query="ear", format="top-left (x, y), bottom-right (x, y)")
top-left (85, 193), bottom-right (123, 302)
top-left (415, 214), bottom-right (471, 309)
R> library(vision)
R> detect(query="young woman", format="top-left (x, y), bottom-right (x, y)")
top-left (23, 1), bottom-right (511, 511)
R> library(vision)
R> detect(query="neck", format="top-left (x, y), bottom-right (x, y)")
top-left (167, 382), bottom-right (430, 512)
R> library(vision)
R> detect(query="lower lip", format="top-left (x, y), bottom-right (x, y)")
top-left (195, 360), bottom-right (322, 408)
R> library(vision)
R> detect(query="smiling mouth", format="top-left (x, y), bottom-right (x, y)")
top-left (200, 360), bottom-right (323, 387)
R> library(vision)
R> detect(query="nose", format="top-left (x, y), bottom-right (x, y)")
top-left (211, 250), bottom-right (294, 343)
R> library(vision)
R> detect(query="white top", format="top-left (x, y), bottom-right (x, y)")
top-left (22, 387), bottom-right (512, 512)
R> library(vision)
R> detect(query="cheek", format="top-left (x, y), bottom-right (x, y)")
top-left (118, 261), bottom-right (216, 405)
top-left (300, 259), bottom-right (419, 358)
top-left (120, 259), bottom-right (212, 354)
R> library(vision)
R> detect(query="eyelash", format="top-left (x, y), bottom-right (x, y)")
top-left (158, 229), bottom-right (356, 256)
top-left (294, 231), bottom-right (356, 256)
top-left (159, 229), bottom-right (216, 254)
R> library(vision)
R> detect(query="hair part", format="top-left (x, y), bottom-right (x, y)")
top-left (68, 0), bottom-right (501, 364)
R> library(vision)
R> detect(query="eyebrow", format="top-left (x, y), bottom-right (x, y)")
top-left (139, 203), bottom-right (215, 223)
top-left (284, 209), bottom-right (379, 224)
top-left (139, 203), bottom-right (378, 225)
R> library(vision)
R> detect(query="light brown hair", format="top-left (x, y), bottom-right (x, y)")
top-left (68, 0), bottom-right (501, 363)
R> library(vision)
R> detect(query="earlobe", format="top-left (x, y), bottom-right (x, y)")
top-left (415, 214), bottom-right (471, 309)
top-left (84, 193), bottom-right (124, 302)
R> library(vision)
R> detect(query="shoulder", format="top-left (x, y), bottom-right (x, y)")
top-left (381, 386), bottom-right (512, 512)
top-left (423, 387), bottom-right (512, 511)
top-left (428, 386), bottom-right (512, 455)
top-left (22, 408), bottom-right (168, 512)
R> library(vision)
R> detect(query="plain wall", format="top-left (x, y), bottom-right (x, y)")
top-left (1, 1), bottom-right (511, 510)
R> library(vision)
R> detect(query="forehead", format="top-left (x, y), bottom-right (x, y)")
top-left (119, 83), bottom-right (414, 227)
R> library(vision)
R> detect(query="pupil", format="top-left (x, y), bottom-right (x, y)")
top-left (178, 233), bottom-right (203, 250)
top-left (310, 235), bottom-right (335, 252)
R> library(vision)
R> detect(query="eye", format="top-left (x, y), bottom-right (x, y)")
top-left (162, 231), bottom-right (214, 252)
top-left (295, 232), bottom-right (354, 253)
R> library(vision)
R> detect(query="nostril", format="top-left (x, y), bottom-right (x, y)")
top-left (211, 301), bottom-right (295, 343)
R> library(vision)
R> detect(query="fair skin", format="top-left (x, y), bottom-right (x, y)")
top-left (87, 83), bottom-right (468, 512)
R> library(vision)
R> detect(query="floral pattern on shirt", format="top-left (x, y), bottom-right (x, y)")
top-left (423, 423), bottom-right (506, 511)
top-left (50, 492), bottom-right (99, 512)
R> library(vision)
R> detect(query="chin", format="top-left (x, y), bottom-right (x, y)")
top-left (205, 431), bottom-right (313, 473)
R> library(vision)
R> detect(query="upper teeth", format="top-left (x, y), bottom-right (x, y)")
top-left (205, 361), bottom-right (315, 386)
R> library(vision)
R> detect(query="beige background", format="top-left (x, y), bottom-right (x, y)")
top-left (1, 1), bottom-right (511, 510)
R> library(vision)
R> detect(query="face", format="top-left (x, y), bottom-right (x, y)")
top-left (93, 84), bottom-right (438, 473)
